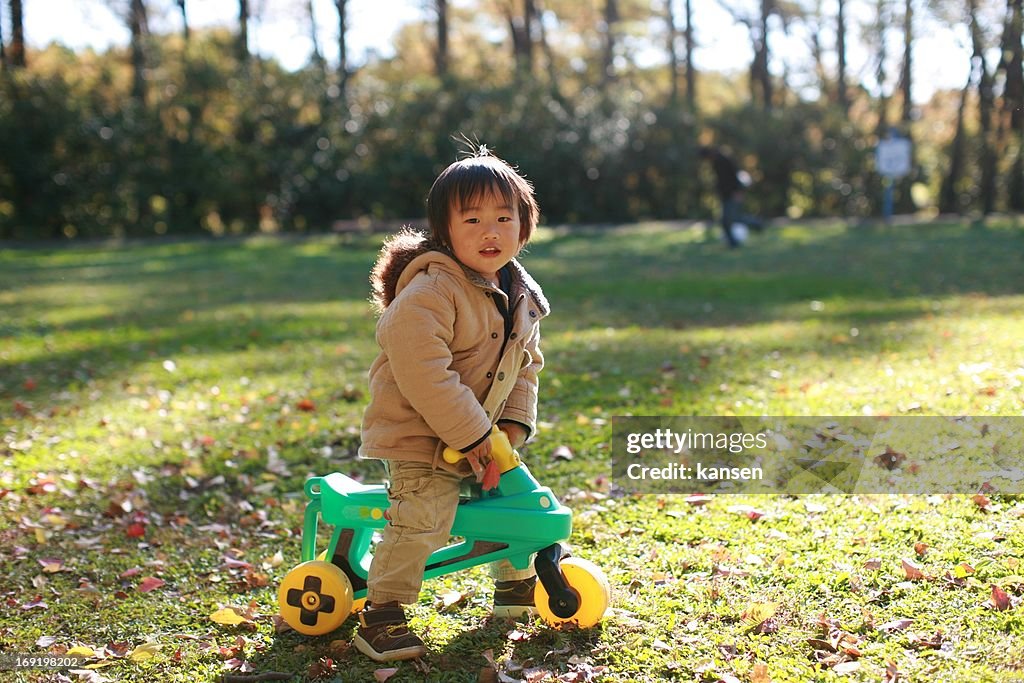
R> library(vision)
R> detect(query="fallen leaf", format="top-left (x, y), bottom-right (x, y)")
top-left (913, 542), bottom-right (929, 556)
top-left (374, 668), bottom-right (399, 682)
top-left (128, 642), bottom-right (162, 662)
top-left (297, 399), bottom-right (317, 412)
top-left (833, 661), bottom-right (860, 674)
top-left (67, 646), bottom-right (98, 658)
top-left (552, 445), bottom-right (574, 461)
top-left (878, 618), bottom-right (913, 632)
top-left (750, 663), bottom-right (771, 683)
top-left (990, 584), bottom-right (1011, 611)
top-left (39, 558), bottom-right (66, 573)
top-left (125, 522), bottom-right (146, 538)
top-left (901, 559), bottom-right (926, 581)
top-left (972, 494), bottom-right (992, 510)
top-left (874, 446), bottom-right (905, 470)
top-left (210, 607), bottom-right (254, 626)
top-left (685, 494), bottom-right (713, 506)
top-left (863, 558), bottom-right (882, 571)
top-left (36, 635), bottom-right (58, 648)
top-left (138, 577), bottom-right (166, 593)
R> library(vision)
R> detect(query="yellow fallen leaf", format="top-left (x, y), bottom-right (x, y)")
top-left (128, 642), bottom-right (163, 662)
top-left (210, 607), bottom-right (251, 626)
top-left (66, 645), bottom-right (97, 657)
top-left (742, 602), bottom-right (778, 625)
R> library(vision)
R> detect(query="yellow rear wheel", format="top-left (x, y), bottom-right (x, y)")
top-left (535, 557), bottom-right (610, 629)
top-left (278, 561), bottom-right (353, 636)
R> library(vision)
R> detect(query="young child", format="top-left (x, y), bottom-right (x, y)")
top-left (355, 146), bottom-right (548, 662)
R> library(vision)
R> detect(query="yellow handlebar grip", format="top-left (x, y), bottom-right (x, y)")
top-left (442, 426), bottom-right (521, 473)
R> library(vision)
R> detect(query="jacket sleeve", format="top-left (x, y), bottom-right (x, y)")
top-left (377, 278), bottom-right (492, 451)
top-left (497, 323), bottom-right (543, 438)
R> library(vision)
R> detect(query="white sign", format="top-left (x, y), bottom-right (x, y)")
top-left (876, 137), bottom-right (912, 178)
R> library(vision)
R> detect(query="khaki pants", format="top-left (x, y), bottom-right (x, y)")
top-left (366, 460), bottom-right (536, 605)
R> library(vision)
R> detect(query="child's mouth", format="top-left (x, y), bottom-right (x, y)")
top-left (479, 247), bottom-right (501, 257)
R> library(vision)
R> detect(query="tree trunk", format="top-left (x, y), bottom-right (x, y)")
top-left (9, 0), bottom-right (25, 68)
top-left (938, 72), bottom-right (969, 213)
top-left (435, 0), bottom-right (449, 78)
top-left (873, 0), bottom-right (890, 137)
top-left (899, 0), bottom-right (913, 122)
top-left (534, 0), bottom-right (565, 103)
top-left (751, 0), bottom-right (773, 110)
top-left (666, 0), bottom-right (679, 104)
top-left (129, 0), bottom-right (148, 101)
top-left (177, 0), bottom-right (189, 43)
top-left (0, 1), bottom-right (6, 69)
top-left (238, 0), bottom-right (249, 62)
top-left (1005, 0), bottom-right (1024, 210)
top-left (602, 0), bottom-right (618, 85)
top-left (970, 0), bottom-right (996, 215)
top-left (836, 0), bottom-right (848, 112)
top-left (334, 0), bottom-right (348, 100)
top-left (684, 0), bottom-right (696, 110)
top-left (307, 0), bottom-right (325, 73)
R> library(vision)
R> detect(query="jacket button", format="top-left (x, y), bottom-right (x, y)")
top-left (491, 332), bottom-right (498, 339)
top-left (509, 333), bottom-right (517, 339)
top-left (486, 372), bottom-right (493, 378)
top-left (497, 372), bottom-right (505, 381)
top-left (529, 310), bottom-right (536, 317)
top-left (485, 291), bottom-right (492, 297)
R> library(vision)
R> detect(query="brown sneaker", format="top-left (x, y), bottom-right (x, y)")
top-left (353, 602), bottom-right (426, 662)
top-left (492, 576), bottom-right (537, 619)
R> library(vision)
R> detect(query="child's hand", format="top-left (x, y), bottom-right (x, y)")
top-left (464, 437), bottom-right (493, 483)
top-left (498, 422), bottom-right (528, 449)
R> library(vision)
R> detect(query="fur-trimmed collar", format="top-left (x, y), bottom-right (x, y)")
top-left (369, 227), bottom-right (549, 316)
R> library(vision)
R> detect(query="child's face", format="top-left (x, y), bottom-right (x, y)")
top-left (448, 191), bottom-right (520, 284)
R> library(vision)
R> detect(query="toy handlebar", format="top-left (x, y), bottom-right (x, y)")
top-left (443, 425), bottom-right (522, 474)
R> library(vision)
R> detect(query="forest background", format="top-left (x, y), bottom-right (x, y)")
top-left (0, 0), bottom-right (1023, 241)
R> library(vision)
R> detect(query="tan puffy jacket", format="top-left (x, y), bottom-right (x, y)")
top-left (359, 229), bottom-right (549, 476)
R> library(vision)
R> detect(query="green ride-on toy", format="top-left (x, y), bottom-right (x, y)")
top-left (277, 427), bottom-right (611, 636)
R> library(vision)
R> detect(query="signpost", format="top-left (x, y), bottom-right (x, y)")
top-left (875, 133), bottom-right (912, 223)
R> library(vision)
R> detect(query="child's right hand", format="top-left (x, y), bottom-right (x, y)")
top-left (463, 437), bottom-right (493, 483)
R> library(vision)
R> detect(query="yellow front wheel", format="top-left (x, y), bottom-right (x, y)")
top-left (535, 557), bottom-right (610, 629)
top-left (278, 561), bottom-right (353, 636)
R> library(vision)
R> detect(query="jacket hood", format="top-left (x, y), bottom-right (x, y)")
top-left (369, 226), bottom-right (549, 316)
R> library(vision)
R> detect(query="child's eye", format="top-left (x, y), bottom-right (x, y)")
top-left (498, 216), bottom-right (512, 222)
top-left (465, 217), bottom-right (479, 224)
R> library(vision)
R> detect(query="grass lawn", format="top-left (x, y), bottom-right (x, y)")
top-left (1, 219), bottom-right (1023, 682)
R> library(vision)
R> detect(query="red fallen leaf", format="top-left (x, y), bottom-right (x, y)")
top-left (199, 435), bottom-right (216, 447)
top-left (120, 567), bottom-right (142, 579)
top-left (139, 576), bottom-right (166, 593)
top-left (374, 668), bottom-right (399, 682)
top-left (297, 399), bottom-right (317, 412)
top-left (972, 493), bottom-right (992, 510)
top-left (21, 596), bottom-right (48, 610)
top-left (864, 558), bottom-right (882, 571)
top-left (307, 657), bottom-right (336, 680)
top-left (481, 460), bottom-right (501, 491)
top-left (685, 494), bottom-right (714, 506)
top-left (24, 378), bottom-right (37, 391)
top-left (26, 478), bottom-right (57, 495)
top-left (914, 542), bottom-right (929, 556)
top-left (990, 584), bottom-right (1011, 611)
top-left (125, 522), bottom-right (146, 538)
top-left (902, 559), bottom-right (926, 581)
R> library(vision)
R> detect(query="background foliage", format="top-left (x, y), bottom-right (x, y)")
top-left (0, 0), bottom-right (1022, 240)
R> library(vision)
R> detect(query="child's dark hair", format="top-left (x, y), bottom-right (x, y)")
top-left (426, 145), bottom-right (539, 250)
